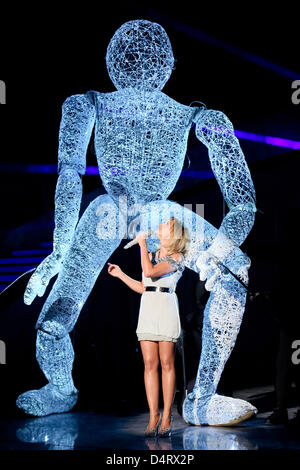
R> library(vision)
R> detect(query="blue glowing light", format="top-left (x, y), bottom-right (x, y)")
top-left (0, 257), bottom-right (45, 264)
top-left (11, 249), bottom-right (52, 256)
top-left (0, 275), bottom-right (23, 282)
top-left (0, 266), bottom-right (37, 272)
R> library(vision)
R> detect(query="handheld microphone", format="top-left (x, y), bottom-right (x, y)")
top-left (123, 229), bottom-right (153, 249)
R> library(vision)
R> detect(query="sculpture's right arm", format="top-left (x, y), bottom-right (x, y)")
top-left (53, 94), bottom-right (96, 261)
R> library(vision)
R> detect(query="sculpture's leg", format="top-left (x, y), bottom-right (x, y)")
top-left (17, 194), bottom-right (126, 416)
top-left (182, 248), bottom-right (258, 425)
top-left (128, 199), bottom-right (257, 425)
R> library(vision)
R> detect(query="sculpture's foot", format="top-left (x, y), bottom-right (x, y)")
top-left (16, 383), bottom-right (78, 417)
top-left (209, 409), bottom-right (255, 426)
top-left (183, 393), bottom-right (258, 426)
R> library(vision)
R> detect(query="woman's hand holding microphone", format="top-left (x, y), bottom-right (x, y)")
top-left (135, 231), bottom-right (149, 245)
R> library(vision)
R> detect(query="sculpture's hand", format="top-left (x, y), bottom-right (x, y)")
top-left (196, 249), bottom-right (224, 292)
top-left (24, 252), bottom-right (63, 305)
top-left (196, 248), bottom-right (252, 292)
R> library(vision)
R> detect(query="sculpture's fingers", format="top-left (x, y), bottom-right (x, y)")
top-left (199, 265), bottom-right (210, 282)
top-left (36, 272), bottom-right (52, 297)
top-left (236, 262), bottom-right (251, 284)
top-left (23, 270), bottom-right (42, 304)
top-left (195, 251), bottom-right (210, 266)
top-left (196, 253), bottom-right (214, 282)
top-left (37, 284), bottom-right (47, 297)
top-left (205, 270), bottom-right (220, 292)
top-left (24, 259), bottom-right (60, 304)
top-left (24, 284), bottom-right (37, 305)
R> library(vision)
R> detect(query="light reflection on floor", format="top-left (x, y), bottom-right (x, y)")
top-left (0, 404), bottom-right (299, 450)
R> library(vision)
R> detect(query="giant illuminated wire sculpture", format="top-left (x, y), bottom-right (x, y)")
top-left (16, 19), bottom-right (258, 425)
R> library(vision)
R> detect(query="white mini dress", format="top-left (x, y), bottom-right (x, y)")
top-left (136, 249), bottom-right (185, 343)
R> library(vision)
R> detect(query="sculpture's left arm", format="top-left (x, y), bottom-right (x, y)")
top-left (194, 107), bottom-right (257, 261)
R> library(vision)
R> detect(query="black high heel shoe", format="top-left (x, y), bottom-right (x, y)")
top-left (158, 414), bottom-right (173, 438)
top-left (144, 412), bottom-right (162, 437)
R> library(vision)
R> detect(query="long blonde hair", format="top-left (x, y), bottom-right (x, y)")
top-left (156, 216), bottom-right (190, 258)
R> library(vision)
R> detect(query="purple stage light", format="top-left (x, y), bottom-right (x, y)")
top-left (235, 130), bottom-right (300, 149)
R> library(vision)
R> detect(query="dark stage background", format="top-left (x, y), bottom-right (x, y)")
top-left (0, 3), bottom-right (299, 415)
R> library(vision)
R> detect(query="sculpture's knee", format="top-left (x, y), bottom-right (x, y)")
top-left (36, 329), bottom-right (73, 359)
top-left (35, 296), bottom-right (81, 339)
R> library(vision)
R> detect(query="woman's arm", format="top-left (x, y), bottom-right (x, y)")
top-left (144, 260), bottom-right (176, 278)
top-left (118, 271), bottom-right (145, 294)
top-left (139, 238), bottom-right (154, 277)
top-left (107, 262), bottom-right (145, 294)
top-left (138, 238), bottom-right (181, 278)
top-left (118, 251), bottom-right (154, 293)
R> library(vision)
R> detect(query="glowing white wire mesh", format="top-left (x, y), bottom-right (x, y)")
top-left (16, 19), bottom-right (258, 425)
top-left (106, 19), bottom-right (175, 91)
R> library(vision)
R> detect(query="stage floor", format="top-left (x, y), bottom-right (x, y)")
top-left (0, 385), bottom-right (299, 451)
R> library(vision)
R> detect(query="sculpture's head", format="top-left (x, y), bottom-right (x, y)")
top-left (106, 19), bottom-right (175, 91)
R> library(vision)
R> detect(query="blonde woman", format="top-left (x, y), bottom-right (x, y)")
top-left (108, 217), bottom-right (190, 437)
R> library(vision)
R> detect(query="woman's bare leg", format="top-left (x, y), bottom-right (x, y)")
top-left (140, 340), bottom-right (160, 427)
top-left (159, 341), bottom-right (176, 428)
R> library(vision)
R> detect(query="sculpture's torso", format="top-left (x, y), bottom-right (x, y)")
top-left (92, 89), bottom-right (197, 207)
